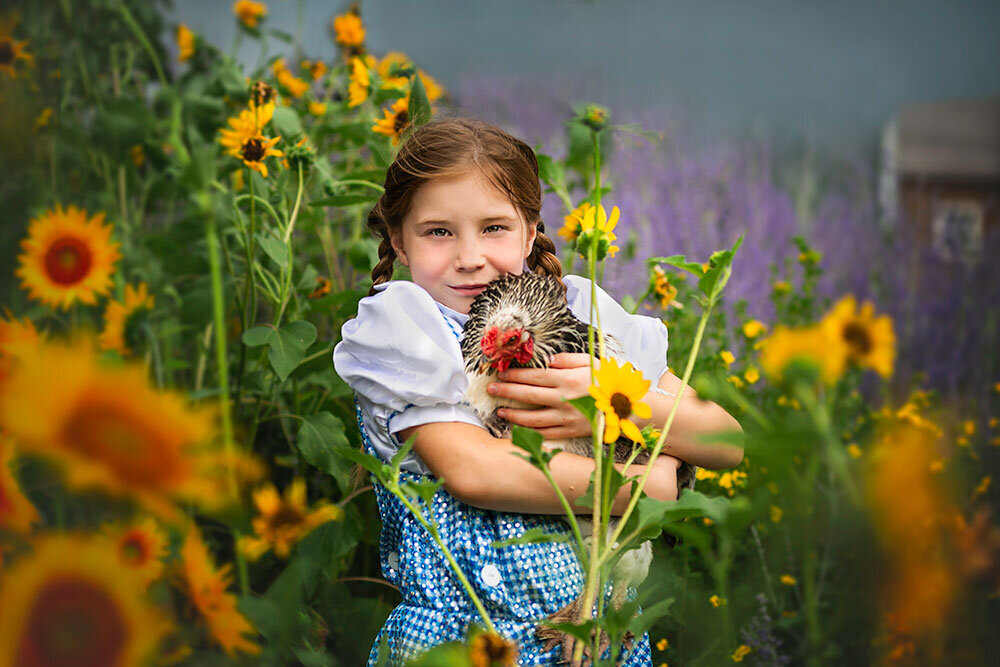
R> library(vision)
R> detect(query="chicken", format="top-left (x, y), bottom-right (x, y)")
top-left (461, 272), bottom-right (696, 663)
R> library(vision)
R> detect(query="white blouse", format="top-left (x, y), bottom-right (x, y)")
top-left (332, 275), bottom-right (670, 474)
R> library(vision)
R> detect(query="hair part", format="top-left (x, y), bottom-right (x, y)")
top-left (366, 114), bottom-right (562, 296)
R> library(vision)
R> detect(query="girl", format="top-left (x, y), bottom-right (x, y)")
top-left (333, 116), bottom-right (743, 665)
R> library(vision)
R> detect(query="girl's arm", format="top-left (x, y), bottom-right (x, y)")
top-left (491, 353), bottom-right (744, 471)
top-left (397, 422), bottom-right (681, 515)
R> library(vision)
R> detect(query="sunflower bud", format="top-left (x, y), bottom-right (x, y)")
top-left (579, 103), bottom-right (610, 132)
top-left (250, 80), bottom-right (276, 106)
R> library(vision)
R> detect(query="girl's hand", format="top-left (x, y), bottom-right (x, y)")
top-left (650, 453), bottom-right (683, 502)
top-left (487, 353), bottom-right (594, 439)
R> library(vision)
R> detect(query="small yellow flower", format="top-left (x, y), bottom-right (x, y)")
top-left (727, 375), bottom-right (744, 389)
top-left (348, 55), bottom-right (372, 107)
top-left (650, 265), bottom-right (680, 310)
top-left (308, 101), bottom-right (327, 116)
top-left (989, 417), bottom-right (998, 429)
top-left (99, 282), bottom-right (155, 356)
top-left (238, 478), bottom-right (343, 561)
top-left (130, 144), bottom-right (145, 168)
top-left (703, 517), bottom-right (714, 526)
top-left (742, 319), bottom-right (767, 339)
top-left (575, 203), bottom-right (620, 259)
top-left (994, 382), bottom-right (1000, 394)
top-left (177, 24), bottom-right (195, 61)
top-left (744, 367), bottom-right (760, 384)
top-left (33, 107), bottom-right (52, 131)
top-left (332, 9), bottom-right (365, 47)
top-left (964, 419), bottom-right (976, 436)
top-left (731, 644), bottom-right (752, 662)
top-left (559, 202), bottom-right (590, 243)
top-left (272, 58), bottom-right (309, 98)
top-left (371, 96), bottom-right (411, 146)
top-left (300, 59), bottom-right (327, 81)
top-left (847, 443), bottom-right (862, 459)
top-left (696, 468), bottom-right (719, 481)
top-left (780, 574), bottom-right (796, 586)
top-left (0, 15), bottom-right (32, 79)
top-left (720, 350), bottom-right (735, 366)
top-left (990, 437), bottom-right (1000, 446)
top-left (957, 436), bottom-right (969, 447)
top-left (589, 357), bottom-right (652, 445)
top-left (233, 0), bottom-right (267, 29)
top-left (709, 594), bottom-right (726, 608)
top-left (770, 505), bottom-right (783, 523)
top-left (972, 476), bottom-right (991, 500)
top-left (656, 638), bottom-right (669, 651)
top-left (773, 280), bottom-right (792, 294)
top-left (928, 459), bottom-right (944, 473)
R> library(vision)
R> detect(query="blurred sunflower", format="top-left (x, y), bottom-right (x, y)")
top-left (589, 357), bottom-right (652, 445)
top-left (176, 24), bottom-right (194, 62)
top-left (650, 264), bottom-right (679, 310)
top-left (558, 202), bottom-right (590, 243)
top-left (300, 58), bottom-right (327, 81)
top-left (0, 436), bottom-right (40, 534)
top-left (0, 336), bottom-right (260, 522)
top-left (232, 0), bottom-right (266, 29)
top-left (272, 57), bottom-right (309, 98)
top-left (308, 101), bottom-right (327, 116)
top-left (15, 205), bottom-right (121, 310)
top-left (468, 630), bottom-right (518, 667)
top-left (0, 308), bottom-right (42, 385)
top-left (332, 8), bottom-right (365, 46)
top-left (218, 102), bottom-right (283, 177)
top-left (820, 295), bottom-right (896, 379)
top-left (759, 324), bottom-right (847, 386)
top-left (372, 96), bottom-right (411, 146)
top-left (347, 55), bottom-right (372, 107)
top-left (575, 203), bottom-right (620, 260)
top-left (178, 526), bottom-right (260, 656)
top-left (742, 319), bottom-right (767, 339)
top-left (0, 534), bottom-right (169, 667)
top-left (99, 282), bottom-right (155, 356)
top-left (0, 13), bottom-right (32, 78)
top-left (377, 51), bottom-right (413, 89)
top-left (238, 478), bottom-right (343, 561)
top-left (101, 516), bottom-right (168, 589)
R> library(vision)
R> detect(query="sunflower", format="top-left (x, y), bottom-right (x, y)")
top-left (558, 202), bottom-right (590, 243)
top-left (0, 308), bottom-right (42, 386)
top-left (0, 335), bottom-right (262, 522)
top-left (377, 51), bottom-right (412, 90)
top-left (742, 319), bottom-right (767, 339)
top-left (219, 99), bottom-right (275, 153)
top-left (348, 55), bottom-right (371, 108)
top-left (372, 96), bottom-right (411, 146)
top-left (178, 526), bottom-right (260, 656)
top-left (758, 324), bottom-right (847, 386)
top-left (575, 203), bottom-right (620, 260)
top-left (101, 517), bottom-right (168, 589)
top-left (308, 276), bottom-right (331, 299)
top-left (176, 24), bottom-right (194, 61)
top-left (468, 630), bottom-right (518, 667)
top-left (99, 282), bottom-right (154, 356)
top-left (418, 70), bottom-right (445, 102)
top-left (308, 101), bottom-right (327, 116)
top-left (0, 13), bottom-right (32, 79)
top-left (0, 534), bottom-right (169, 667)
top-left (232, 0), bottom-right (266, 29)
top-left (650, 264), bottom-right (679, 310)
top-left (15, 205), bottom-right (121, 310)
top-left (300, 58), bottom-right (327, 81)
top-left (819, 295), bottom-right (896, 379)
top-left (0, 436), bottom-right (40, 534)
top-left (332, 9), bottom-right (365, 46)
top-left (589, 357), bottom-right (652, 445)
top-left (238, 478), bottom-right (343, 561)
top-left (271, 58), bottom-right (309, 98)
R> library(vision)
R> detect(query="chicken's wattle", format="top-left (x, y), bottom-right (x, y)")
top-left (481, 326), bottom-right (534, 372)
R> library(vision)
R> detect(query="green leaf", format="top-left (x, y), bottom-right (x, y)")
top-left (297, 412), bottom-right (352, 493)
top-left (242, 325), bottom-right (272, 347)
top-left (347, 238), bottom-right (379, 272)
top-left (339, 448), bottom-right (391, 483)
top-left (271, 105), bottom-right (303, 141)
top-left (268, 320), bottom-right (318, 382)
top-left (537, 153), bottom-right (567, 192)
top-left (648, 254), bottom-right (706, 277)
top-left (407, 71), bottom-right (432, 130)
top-left (402, 477), bottom-right (445, 508)
top-left (567, 395), bottom-right (597, 421)
top-left (256, 233), bottom-right (288, 268)
top-left (627, 596), bottom-right (675, 637)
top-left (511, 425), bottom-right (557, 466)
top-left (612, 122), bottom-right (665, 145)
top-left (492, 526), bottom-right (570, 548)
top-left (405, 642), bottom-right (469, 666)
top-left (309, 193), bottom-right (380, 207)
top-left (391, 433), bottom-right (417, 472)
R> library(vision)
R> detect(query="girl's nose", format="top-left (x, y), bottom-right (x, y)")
top-left (455, 238), bottom-right (486, 271)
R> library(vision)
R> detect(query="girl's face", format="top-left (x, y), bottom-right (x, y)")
top-left (390, 170), bottom-right (536, 314)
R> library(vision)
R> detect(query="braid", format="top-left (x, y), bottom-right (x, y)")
top-left (527, 221), bottom-right (563, 279)
top-left (368, 211), bottom-right (397, 296)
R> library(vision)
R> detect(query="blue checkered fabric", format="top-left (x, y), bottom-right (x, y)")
top-left (357, 402), bottom-right (652, 666)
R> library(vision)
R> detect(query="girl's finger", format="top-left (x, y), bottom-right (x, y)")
top-left (496, 367), bottom-right (560, 387)
top-left (548, 353), bottom-right (592, 369)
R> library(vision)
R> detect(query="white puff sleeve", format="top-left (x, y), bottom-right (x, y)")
top-left (333, 281), bottom-right (483, 473)
top-left (563, 274), bottom-right (670, 384)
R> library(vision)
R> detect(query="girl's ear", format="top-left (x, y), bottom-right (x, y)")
top-left (388, 228), bottom-right (409, 267)
top-left (524, 220), bottom-right (538, 257)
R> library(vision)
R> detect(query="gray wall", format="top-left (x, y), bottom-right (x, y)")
top-left (168, 0), bottom-right (1000, 151)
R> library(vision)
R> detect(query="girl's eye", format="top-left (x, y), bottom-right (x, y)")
top-left (484, 224), bottom-right (507, 233)
top-left (428, 228), bottom-right (450, 237)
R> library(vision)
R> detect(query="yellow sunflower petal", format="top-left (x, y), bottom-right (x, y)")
top-left (620, 418), bottom-right (644, 445)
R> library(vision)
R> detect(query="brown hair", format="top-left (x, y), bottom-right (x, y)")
top-left (366, 114), bottom-right (561, 296)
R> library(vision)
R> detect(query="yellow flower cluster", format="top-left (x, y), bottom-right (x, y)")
top-left (333, 9), bottom-right (365, 46)
top-left (232, 0), bottom-right (266, 29)
top-left (272, 57), bottom-right (309, 98)
top-left (696, 467), bottom-right (747, 496)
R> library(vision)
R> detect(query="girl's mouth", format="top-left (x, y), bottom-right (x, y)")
top-left (450, 284), bottom-right (487, 296)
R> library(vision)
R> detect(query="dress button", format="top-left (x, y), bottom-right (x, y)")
top-left (387, 551), bottom-right (399, 570)
top-left (481, 564), bottom-right (501, 587)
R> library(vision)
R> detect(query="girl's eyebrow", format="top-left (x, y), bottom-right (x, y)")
top-left (415, 215), bottom-right (516, 226)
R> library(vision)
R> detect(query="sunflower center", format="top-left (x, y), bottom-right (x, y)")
top-left (270, 506), bottom-right (306, 530)
top-left (394, 110), bottom-right (410, 133)
top-left (120, 535), bottom-right (149, 566)
top-left (241, 138), bottom-right (266, 162)
top-left (843, 322), bottom-right (872, 356)
top-left (0, 41), bottom-right (13, 65)
top-left (62, 399), bottom-right (181, 487)
top-left (610, 392), bottom-right (633, 420)
top-left (17, 577), bottom-right (127, 667)
top-left (43, 237), bottom-right (93, 286)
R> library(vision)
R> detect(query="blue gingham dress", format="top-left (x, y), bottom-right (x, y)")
top-left (334, 278), bottom-right (668, 666)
